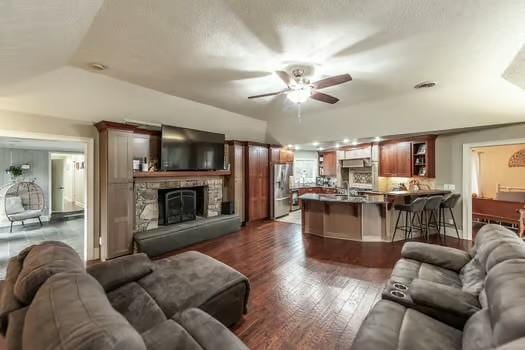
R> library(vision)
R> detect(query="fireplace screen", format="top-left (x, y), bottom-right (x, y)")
top-left (163, 189), bottom-right (196, 225)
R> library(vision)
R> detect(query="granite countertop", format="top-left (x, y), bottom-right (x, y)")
top-left (360, 190), bottom-right (451, 196)
top-left (299, 193), bottom-right (387, 205)
top-left (291, 185), bottom-right (338, 190)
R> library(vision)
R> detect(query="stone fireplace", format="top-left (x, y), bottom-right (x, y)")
top-left (135, 176), bottom-right (223, 232)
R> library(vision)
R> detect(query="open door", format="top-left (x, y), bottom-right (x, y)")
top-left (51, 158), bottom-right (65, 212)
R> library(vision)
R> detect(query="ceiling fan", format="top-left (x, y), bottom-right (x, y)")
top-left (248, 69), bottom-right (352, 105)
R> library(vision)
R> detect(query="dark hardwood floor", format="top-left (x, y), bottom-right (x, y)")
top-left (163, 220), bottom-right (472, 350)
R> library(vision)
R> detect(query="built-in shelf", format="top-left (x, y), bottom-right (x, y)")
top-left (134, 170), bottom-right (231, 179)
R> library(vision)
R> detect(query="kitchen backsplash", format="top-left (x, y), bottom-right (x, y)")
top-left (352, 173), bottom-right (372, 184)
top-left (378, 176), bottom-right (436, 192)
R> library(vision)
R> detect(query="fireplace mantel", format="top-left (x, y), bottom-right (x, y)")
top-left (134, 170), bottom-right (231, 179)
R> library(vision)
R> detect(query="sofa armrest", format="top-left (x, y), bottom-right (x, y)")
top-left (409, 279), bottom-right (480, 328)
top-left (402, 242), bottom-right (471, 271)
top-left (87, 253), bottom-right (154, 292)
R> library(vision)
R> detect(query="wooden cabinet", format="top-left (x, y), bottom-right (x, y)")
top-left (131, 132), bottom-right (161, 170)
top-left (322, 152), bottom-right (337, 176)
top-left (96, 123), bottom-right (135, 260)
top-left (225, 142), bottom-right (246, 223)
top-left (270, 146), bottom-right (281, 164)
top-left (279, 149), bottom-right (294, 163)
top-left (246, 144), bottom-right (269, 222)
top-left (379, 136), bottom-right (436, 178)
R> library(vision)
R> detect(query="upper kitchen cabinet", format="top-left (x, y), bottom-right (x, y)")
top-left (379, 136), bottom-right (436, 178)
top-left (320, 151), bottom-right (337, 176)
top-left (279, 148), bottom-right (294, 163)
top-left (269, 145), bottom-right (281, 163)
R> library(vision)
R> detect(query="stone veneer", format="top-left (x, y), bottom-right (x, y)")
top-left (134, 176), bottom-right (223, 232)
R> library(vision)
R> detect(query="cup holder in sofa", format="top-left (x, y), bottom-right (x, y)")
top-left (390, 290), bottom-right (407, 298)
top-left (392, 282), bottom-right (408, 291)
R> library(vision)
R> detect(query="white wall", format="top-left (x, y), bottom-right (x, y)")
top-left (435, 123), bottom-right (525, 229)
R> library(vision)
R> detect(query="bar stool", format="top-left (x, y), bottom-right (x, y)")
top-left (392, 197), bottom-right (427, 242)
top-left (440, 193), bottom-right (461, 241)
top-left (423, 196), bottom-right (443, 240)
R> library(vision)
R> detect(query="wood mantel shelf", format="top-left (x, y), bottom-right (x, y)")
top-left (133, 170), bottom-right (231, 178)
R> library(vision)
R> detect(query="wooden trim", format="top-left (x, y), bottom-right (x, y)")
top-left (225, 140), bottom-right (248, 146)
top-left (95, 121), bottom-right (136, 132)
top-left (133, 170), bottom-right (231, 178)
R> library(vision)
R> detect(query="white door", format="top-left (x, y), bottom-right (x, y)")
top-left (51, 159), bottom-right (65, 212)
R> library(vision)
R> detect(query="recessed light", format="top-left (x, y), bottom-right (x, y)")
top-left (374, 136), bottom-right (381, 142)
top-left (343, 138), bottom-right (349, 143)
top-left (318, 147), bottom-right (324, 151)
top-left (414, 81), bottom-right (437, 89)
top-left (352, 140), bottom-right (358, 146)
top-left (89, 62), bottom-right (107, 71)
top-left (287, 144), bottom-right (293, 148)
top-left (335, 143), bottom-right (340, 148)
top-left (312, 141), bottom-right (320, 146)
top-left (295, 145), bottom-right (301, 150)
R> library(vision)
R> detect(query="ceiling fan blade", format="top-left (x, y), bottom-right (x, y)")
top-left (312, 74), bottom-right (352, 90)
top-left (248, 89), bottom-right (288, 99)
top-left (310, 91), bottom-right (339, 104)
top-left (275, 70), bottom-right (292, 86)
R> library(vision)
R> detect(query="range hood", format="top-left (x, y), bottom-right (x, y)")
top-left (341, 158), bottom-right (372, 168)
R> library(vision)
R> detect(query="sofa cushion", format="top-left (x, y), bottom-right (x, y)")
top-left (484, 259), bottom-right (525, 347)
top-left (23, 272), bottom-right (145, 350)
top-left (141, 320), bottom-right (202, 350)
top-left (463, 309), bottom-right (492, 350)
top-left (87, 253), bottom-right (154, 292)
top-left (0, 257), bottom-right (23, 333)
top-left (391, 258), bottom-right (462, 287)
top-left (459, 257), bottom-right (485, 295)
top-left (5, 307), bottom-right (27, 350)
top-left (138, 251), bottom-right (250, 323)
top-left (351, 300), bottom-right (462, 350)
top-left (13, 241), bottom-right (83, 304)
top-left (107, 282), bottom-right (166, 333)
top-left (401, 242), bottom-right (471, 272)
top-left (173, 308), bottom-right (249, 350)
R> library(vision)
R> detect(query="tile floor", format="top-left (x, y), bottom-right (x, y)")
top-left (276, 209), bottom-right (302, 225)
top-left (0, 218), bottom-right (84, 278)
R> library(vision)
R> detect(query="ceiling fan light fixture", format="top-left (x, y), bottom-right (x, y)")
top-left (287, 85), bottom-right (312, 104)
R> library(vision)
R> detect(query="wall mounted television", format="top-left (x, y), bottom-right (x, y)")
top-left (161, 125), bottom-right (225, 171)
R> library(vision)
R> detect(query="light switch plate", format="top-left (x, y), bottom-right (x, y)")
top-left (444, 184), bottom-right (456, 190)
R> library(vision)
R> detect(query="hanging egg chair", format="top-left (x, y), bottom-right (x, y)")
top-left (0, 181), bottom-right (44, 232)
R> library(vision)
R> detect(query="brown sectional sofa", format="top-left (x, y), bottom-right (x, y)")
top-left (0, 241), bottom-right (250, 350)
top-left (352, 224), bottom-right (525, 350)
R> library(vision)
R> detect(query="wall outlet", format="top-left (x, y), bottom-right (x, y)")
top-left (444, 184), bottom-right (456, 190)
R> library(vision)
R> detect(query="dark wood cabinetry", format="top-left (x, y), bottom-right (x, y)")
top-left (379, 136), bottom-right (436, 178)
top-left (246, 144), bottom-right (269, 222)
top-left (279, 149), bottom-right (294, 163)
top-left (321, 152), bottom-right (337, 177)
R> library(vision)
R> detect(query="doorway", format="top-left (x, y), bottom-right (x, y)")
top-left (462, 138), bottom-right (525, 240)
top-left (50, 154), bottom-right (85, 214)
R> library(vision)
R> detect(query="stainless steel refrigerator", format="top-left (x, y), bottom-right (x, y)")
top-left (271, 163), bottom-right (293, 219)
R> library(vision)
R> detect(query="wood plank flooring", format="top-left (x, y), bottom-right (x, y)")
top-left (163, 220), bottom-right (472, 350)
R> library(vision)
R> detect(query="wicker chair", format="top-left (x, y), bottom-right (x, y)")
top-left (0, 182), bottom-right (44, 232)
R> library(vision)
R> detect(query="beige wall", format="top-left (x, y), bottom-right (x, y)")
top-left (435, 123), bottom-right (525, 230)
top-left (473, 144), bottom-right (525, 199)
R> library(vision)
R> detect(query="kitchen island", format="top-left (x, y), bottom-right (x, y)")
top-left (300, 190), bottom-right (452, 242)
top-left (300, 194), bottom-right (390, 241)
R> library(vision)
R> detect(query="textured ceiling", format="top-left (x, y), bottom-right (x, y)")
top-left (71, 0), bottom-right (525, 122)
top-left (504, 45), bottom-right (525, 91)
top-left (0, 0), bottom-right (103, 86)
top-left (0, 0), bottom-right (524, 145)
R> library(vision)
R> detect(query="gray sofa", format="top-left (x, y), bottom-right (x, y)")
top-left (0, 241), bottom-right (250, 350)
top-left (353, 224), bottom-right (525, 350)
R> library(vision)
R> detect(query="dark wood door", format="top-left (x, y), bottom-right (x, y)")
top-left (395, 142), bottom-right (412, 177)
top-left (246, 145), bottom-right (269, 221)
top-left (323, 152), bottom-right (337, 176)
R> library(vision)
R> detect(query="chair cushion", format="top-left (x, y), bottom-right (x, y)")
top-left (13, 241), bottom-right (83, 304)
top-left (23, 272), bottom-right (145, 350)
top-left (87, 253), bottom-right (154, 292)
top-left (5, 196), bottom-right (24, 215)
top-left (107, 282), bottom-right (166, 333)
top-left (138, 251), bottom-right (250, 323)
top-left (391, 258), bottom-right (462, 288)
top-left (7, 209), bottom-right (42, 221)
top-left (352, 300), bottom-right (462, 350)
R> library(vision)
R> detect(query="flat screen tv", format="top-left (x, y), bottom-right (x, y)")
top-left (161, 125), bottom-right (225, 171)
